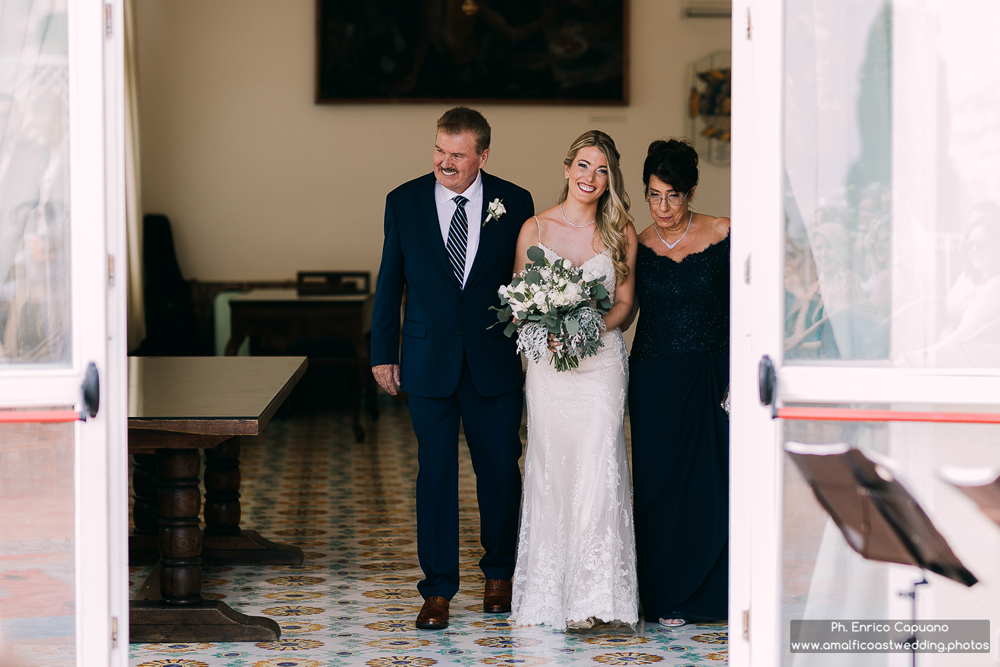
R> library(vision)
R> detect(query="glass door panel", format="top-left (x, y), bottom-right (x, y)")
top-left (783, 0), bottom-right (1000, 368)
top-left (0, 0), bottom-right (72, 368)
top-left (0, 417), bottom-right (75, 664)
top-left (781, 412), bottom-right (1000, 666)
top-left (0, 1), bottom-right (78, 661)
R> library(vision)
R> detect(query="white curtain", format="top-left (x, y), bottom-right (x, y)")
top-left (124, 0), bottom-right (145, 350)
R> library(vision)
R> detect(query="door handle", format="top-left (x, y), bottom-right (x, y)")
top-left (82, 362), bottom-right (99, 419)
top-left (758, 354), bottom-right (776, 407)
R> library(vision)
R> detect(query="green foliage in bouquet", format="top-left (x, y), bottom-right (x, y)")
top-left (490, 245), bottom-right (613, 371)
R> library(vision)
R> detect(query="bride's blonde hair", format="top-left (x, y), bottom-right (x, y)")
top-left (560, 130), bottom-right (632, 283)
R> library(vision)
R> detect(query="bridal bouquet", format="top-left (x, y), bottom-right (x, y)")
top-left (491, 246), bottom-right (612, 372)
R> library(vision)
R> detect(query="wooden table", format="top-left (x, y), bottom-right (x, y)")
top-left (225, 289), bottom-right (377, 441)
top-left (128, 356), bottom-right (307, 642)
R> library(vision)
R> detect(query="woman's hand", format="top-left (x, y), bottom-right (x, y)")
top-left (547, 333), bottom-right (563, 352)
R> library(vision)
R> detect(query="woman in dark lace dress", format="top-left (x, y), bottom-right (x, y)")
top-left (626, 139), bottom-right (730, 627)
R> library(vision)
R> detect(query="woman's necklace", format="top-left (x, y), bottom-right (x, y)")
top-left (560, 202), bottom-right (596, 228)
top-left (654, 212), bottom-right (693, 250)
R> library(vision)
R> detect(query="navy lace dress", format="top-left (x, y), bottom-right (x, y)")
top-left (628, 234), bottom-right (729, 623)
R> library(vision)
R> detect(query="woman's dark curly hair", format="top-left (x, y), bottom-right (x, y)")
top-left (642, 138), bottom-right (700, 195)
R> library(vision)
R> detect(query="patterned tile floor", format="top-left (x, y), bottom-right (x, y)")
top-left (129, 405), bottom-right (728, 666)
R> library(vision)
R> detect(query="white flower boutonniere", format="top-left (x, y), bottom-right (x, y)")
top-left (484, 198), bottom-right (506, 227)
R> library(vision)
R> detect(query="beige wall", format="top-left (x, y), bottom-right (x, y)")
top-left (136, 0), bottom-right (731, 282)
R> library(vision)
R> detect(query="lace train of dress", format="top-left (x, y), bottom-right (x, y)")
top-left (509, 244), bottom-right (639, 628)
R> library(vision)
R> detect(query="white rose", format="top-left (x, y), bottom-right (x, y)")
top-left (563, 258), bottom-right (573, 269)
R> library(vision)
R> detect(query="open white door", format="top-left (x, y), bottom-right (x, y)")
top-left (732, 0), bottom-right (1000, 665)
top-left (0, 0), bottom-right (128, 664)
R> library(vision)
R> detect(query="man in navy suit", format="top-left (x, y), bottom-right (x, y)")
top-left (371, 107), bottom-right (534, 630)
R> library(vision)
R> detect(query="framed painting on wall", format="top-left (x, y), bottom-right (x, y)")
top-left (315, 0), bottom-right (628, 105)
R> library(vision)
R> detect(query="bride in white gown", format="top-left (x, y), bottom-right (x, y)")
top-left (509, 130), bottom-right (640, 629)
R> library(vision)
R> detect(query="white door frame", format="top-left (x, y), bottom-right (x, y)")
top-left (102, 0), bottom-right (130, 661)
top-left (730, 0), bottom-right (786, 664)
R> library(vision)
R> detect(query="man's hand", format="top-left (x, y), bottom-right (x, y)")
top-left (372, 364), bottom-right (401, 396)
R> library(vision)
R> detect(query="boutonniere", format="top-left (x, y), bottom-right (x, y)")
top-left (483, 198), bottom-right (506, 227)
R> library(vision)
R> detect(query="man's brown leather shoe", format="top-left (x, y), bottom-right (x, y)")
top-left (415, 596), bottom-right (450, 630)
top-left (483, 579), bottom-right (512, 613)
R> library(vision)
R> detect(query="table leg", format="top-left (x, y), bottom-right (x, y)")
top-left (364, 332), bottom-right (380, 423)
top-left (130, 447), bottom-right (280, 642)
top-left (201, 438), bottom-right (303, 565)
top-left (129, 452), bottom-right (160, 565)
top-left (157, 448), bottom-right (203, 604)
top-left (204, 439), bottom-right (241, 535)
top-left (349, 333), bottom-right (367, 442)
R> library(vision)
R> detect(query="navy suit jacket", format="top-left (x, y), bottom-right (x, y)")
top-left (370, 171), bottom-right (534, 398)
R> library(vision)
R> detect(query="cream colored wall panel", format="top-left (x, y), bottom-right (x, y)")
top-left (135, 0), bottom-right (732, 282)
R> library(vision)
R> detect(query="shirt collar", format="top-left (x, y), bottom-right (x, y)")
top-left (435, 171), bottom-right (483, 207)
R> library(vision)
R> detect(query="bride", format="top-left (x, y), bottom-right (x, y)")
top-left (508, 130), bottom-right (639, 629)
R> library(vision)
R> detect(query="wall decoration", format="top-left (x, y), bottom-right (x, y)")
top-left (688, 50), bottom-right (731, 166)
top-left (316, 0), bottom-right (628, 105)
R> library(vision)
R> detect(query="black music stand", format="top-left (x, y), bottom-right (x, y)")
top-left (786, 443), bottom-right (977, 666)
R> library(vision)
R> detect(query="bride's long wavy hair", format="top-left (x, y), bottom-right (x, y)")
top-left (559, 130), bottom-right (632, 283)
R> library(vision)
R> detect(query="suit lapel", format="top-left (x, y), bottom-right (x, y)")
top-left (465, 171), bottom-right (497, 288)
top-left (419, 173), bottom-right (462, 289)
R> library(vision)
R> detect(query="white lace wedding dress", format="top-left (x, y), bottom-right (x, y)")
top-left (509, 241), bottom-right (640, 628)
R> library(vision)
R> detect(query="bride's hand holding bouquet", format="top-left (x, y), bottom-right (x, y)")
top-left (491, 245), bottom-right (612, 372)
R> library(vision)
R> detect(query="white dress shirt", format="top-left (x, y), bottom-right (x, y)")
top-left (435, 172), bottom-right (483, 288)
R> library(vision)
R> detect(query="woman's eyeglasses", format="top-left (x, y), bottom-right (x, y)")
top-left (646, 191), bottom-right (688, 207)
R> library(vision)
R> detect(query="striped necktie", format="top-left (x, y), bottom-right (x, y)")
top-left (446, 195), bottom-right (469, 285)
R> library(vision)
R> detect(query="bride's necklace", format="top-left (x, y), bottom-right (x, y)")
top-left (654, 212), bottom-right (693, 250)
top-left (560, 202), bottom-right (596, 228)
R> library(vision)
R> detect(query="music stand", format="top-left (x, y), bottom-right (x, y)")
top-left (786, 443), bottom-right (977, 666)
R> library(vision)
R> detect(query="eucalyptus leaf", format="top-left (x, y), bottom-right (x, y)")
top-left (526, 245), bottom-right (545, 262)
top-left (503, 321), bottom-right (518, 337)
top-left (565, 319), bottom-right (580, 336)
top-left (524, 271), bottom-right (541, 285)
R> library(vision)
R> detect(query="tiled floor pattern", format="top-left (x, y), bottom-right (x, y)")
top-left (129, 406), bottom-right (728, 666)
